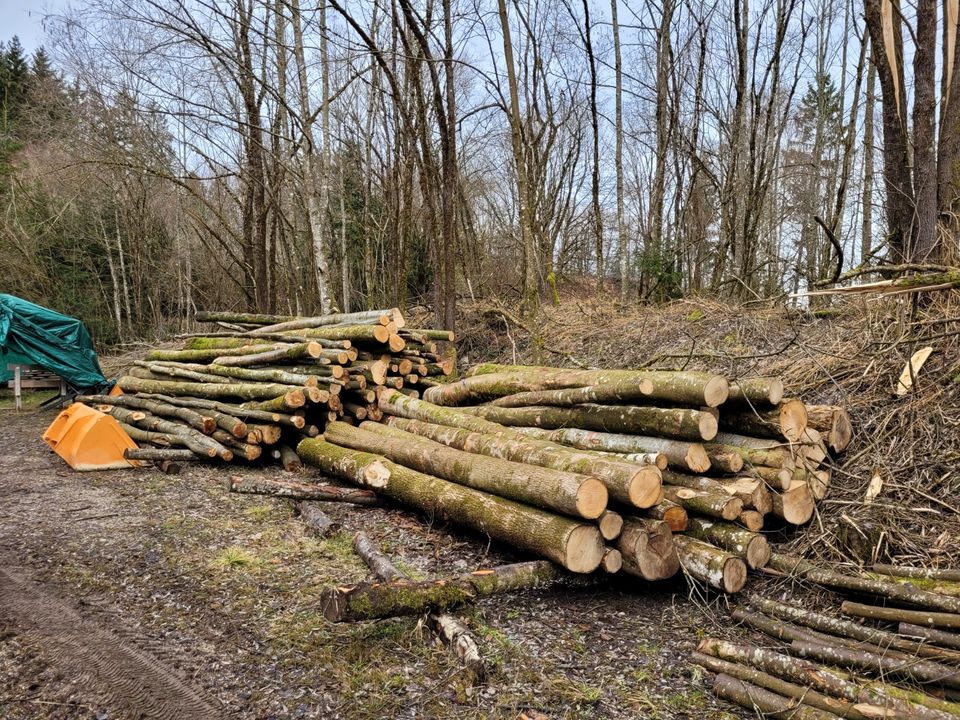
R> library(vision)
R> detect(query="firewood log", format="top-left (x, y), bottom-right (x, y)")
top-left (805, 405), bottom-right (853, 453)
top-left (873, 564), bottom-right (960, 583)
top-left (646, 500), bottom-right (688, 532)
top-left (617, 518), bottom-right (679, 581)
top-left (597, 510), bottom-right (624, 540)
top-left (719, 398), bottom-right (808, 442)
top-left (685, 518), bottom-right (770, 569)
top-left (601, 548), bottom-right (623, 573)
top-left (737, 510), bottom-right (764, 532)
top-left (124, 448), bottom-right (198, 462)
top-left (134, 393), bottom-right (301, 429)
top-left (673, 536), bottom-right (747, 593)
top-left (118, 376), bottom-right (306, 406)
top-left (840, 601), bottom-right (960, 629)
top-left (771, 484), bottom-right (815, 525)
top-left (105, 406), bottom-right (232, 460)
top-left (297, 502), bottom-right (341, 537)
top-left (899, 623), bottom-right (960, 651)
top-left (77, 394), bottom-right (216, 435)
top-left (726, 377), bottom-right (785, 405)
top-left (710, 674), bottom-right (838, 719)
top-left (662, 486), bottom-right (743, 521)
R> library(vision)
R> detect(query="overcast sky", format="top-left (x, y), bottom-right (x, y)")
top-left (1, 1), bottom-right (70, 52)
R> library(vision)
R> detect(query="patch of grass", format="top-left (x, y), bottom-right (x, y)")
top-left (686, 308), bottom-right (705, 322)
top-left (211, 546), bottom-right (260, 569)
top-left (243, 503), bottom-right (277, 520)
top-left (0, 388), bottom-right (60, 410)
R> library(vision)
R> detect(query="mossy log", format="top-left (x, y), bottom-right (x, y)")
top-left (771, 484), bottom-right (815, 525)
top-left (324, 422), bottom-right (607, 519)
top-left (296, 324), bottom-right (393, 344)
top-left (616, 518), bottom-right (679, 581)
top-left (696, 639), bottom-right (942, 720)
top-left (132, 362), bottom-right (234, 384)
top-left (135, 393), bottom-right (299, 430)
top-left (182, 336), bottom-right (273, 350)
top-left (726, 377), bottom-right (785, 406)
top-left (77, 394), bottom-right (215, 435)
top-left (673, 536), bottom-right (747, 593)
top-left (749, 464), bottom-right (793, 491)
top-left (117, 376), bottom-right (306, 406)
top-left (239, 393), bottom-right (307, 413)
top-left (162, 362), bottom-right (321, 388)
top-left (195, 311), bottom-right (296, 325)
top-left (692, 651), bottom-right (873, 720)
top-left (646, 500), bottom-right (688, 532)
top-left (790, 638), bottom-right (960, 690)
top-left (457, 404), bottom-right (718, 441)
top-left (295, 440), bottom-right (605, 573)
top-left (662, 486), bottom-right (743, 521)
top-left (382, 417), bottom-right (661, 509)
top-left (212, 342), bottom-right (324, 367)
top-left (490, 380), bottom-right (655, 408)
top-left (753, 597), bottom-right (960, 665)
top-left (768, 555), bottom-right (960, 614)
top-left (840, 601), bottom-right (960, 629)
top-left (321, 560), bottom-right (561, 622)
top-left (105, 406), bottom-right (231, 460)
top-left (719, 399), bottom-right (808, 442)
top-left (146, 343), bottom-right (292, 363)
top-left (377, 390), bottom-right (524, 437)
top-left (804, 405), bottom-right (853, 453)
top-left (422, 371), bottom-right (609, 406)
top-left (228, 476), bottom-right (380, 504)
top-left (703, 442), bottom-right (794, 471)
top-left (517, 427), bottom-right (712, 474)
top-left (247, 309), bottom-right (402, 336)
top-left (661, 470), bottom-right (769, 513)
top-left (685, 518), bottom-right (770, 569)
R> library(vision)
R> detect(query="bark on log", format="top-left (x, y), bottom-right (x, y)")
top-left (298, 324), bottom-right (392, 343)
top-left (378, 390), bottom-right (525, 438)
top-left (768, 555), bottom-right (960, 614)
top-left (133, 363), bottom-right (233, 384)
top-left (646, 500), bottom-right (688, 532)
top-left (753, 597), bottom-right (960, 665)
top-left (662, 486), bottom-right (743, 521)
top-left (692, 652), bottom-right (874, 720)
top-left (703, 442), bottom-right (795, 471)
top-left (350, 532), bottom-right (485, 681)
top-left (873, 565), bottom-right (960, 583)
top-left (105, 406), bottom-right (231, 460)
top-left (297, 502), bottom-right (341, 537)
top-left (324, 422), bottom-right (608, 519)
top-left (77, 394), bottom-right (215, 435)
top-left (661, 470), bottom-right (768, 513)
top-left (195, 311), bottom-right (296, 325)
top-left (167, 362), bottom-right (321, 388)
top-left (117, 423), bottom-right (185, 449)
top-left (711, 431), bottom-right (793, 450)
top-left (228, 476), bottom-right (380, 504)
top-left (697, 638), bottom-right (948, 720)
top-left (117, 376), bottom-right (306, 406)
top-left (134, 393), bottom-right (299, 429)
top-left (710, 674), bottom-right (841, 720)
top-left (296, 440), bottom-right (605, 573)
top-left (489, 381), bottom-right (655, 408)
top-left (248, 309), bottom-right (402, 335)
top-left (457, 404), bottom-right (718, 441)
top-left (124, 448), bottom-right (198, 462)
top-left (673, 536), bottom-right (748, 593)
top-left (146, 343), bottom-right (292, 363)
top-left (321, 561), bottom-right (562, 622)
top-left (900, 623), bottom-right (960, 651)
top-left (719, 399), bottom-right (808, 442)
top-left (805, 405), bottom-right (853, 454)
top-left (618, 452), bottom-right (668, 470)
top-left (598, 510), bottom-right (624, 541)
top-left (790, 639), bottom-right (960, 690)
top-left (210, 431), bottom-right (261, 460)
top-left (279, 444), bottom-right (303, 472)
top-left (381, 417), bottom-right (661, 509)
top-left (749, 465), bottom-right (793, 491)
top-left (685, 518), bottom-right (771, 569)
top-left (840, 601), bottom-right (960, 629)
top-left (771, 484), bottom-right (815, 525)
top-left (517, 427), bottom-right (712, 474)
top-left (239, 393), bottom-right (307, 414)
top-left (617, 518), bottom-right (679, 581)
top-left (211, 343), bottom-right (326, 367)
top-left (726, 378), bottom-right (785, 406)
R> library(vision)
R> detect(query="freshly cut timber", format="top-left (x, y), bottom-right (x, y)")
top-left (134, 393), bottom-right (303, 429)
top-left (489, 381), bottom-right (655, 408)
top-left (685, 518), bottom-right (770, 569)
top-left (378, 390), bottom-right (525, 438)
top-left (840, 601), bottom-right (960, 629)
top-left (211, 342), bottom-right (325, 366)
top-left (381, 417), bottom-right (661, 508)
top-left (296, 439), bottom-right (606, 573)
top-left (601, 548), bottom-right (623, 573)
top-left (872, 565), bottom-right (960, 583)
top-left (646, 500), bottom-right (688, 532)
top-left (517, 427), bottom-right (712, 474)
top-left (768, 555), bottom-right (960, 614)
top-left (228, 476), bottom-right (380, 505)
top-left (278, 444), bottom-right (303, 472)
top-left (719, 399), bottom-right (808, 442)
top-left (771, 484), bottom-right (815, 525)
top-left (456, 404), bottom-right (718, 441)
top-left (597, 511), bottom-right (624, 541)
top-left (662, 486), bottom-right (743, 521)
top-left (616, 518), bottom-right (679, 581)
top-left (117, 376), bottom-right (307, 405)
top-left (710, 674), bottom-right (838, 720)
top-left (737, 511), bottom-right (764, 532)
top-left (324, 422), bottom-right (608, 519)
top-left (726, 378), bottom-right (785, 406)
top-left (673, 536), bottom-right (747, 593)
top-left (145, 343), bottom-right (301, 363)
top-left (105, 406), bottom-right (232, 460)
top-left (703, 442), bottom-right (794, 471)
top-left (691, 652), bottom-right (873, 720)
top-left (321, 560), bottom-right (562, 622)
top-left (194, 310), bottom-right (298, 325)
top-left (804, 405), bottom-right (853, 453)
top-left (749, 464), bottom-right (792, 491)
top-left (661, 470), bottom-right (768, 513)
top-left (246, 309), bottom-right (404, 335)
top-left (77, 394), bottom-right (215, 435)
top-left (158, 362), bottom-right (323, 388)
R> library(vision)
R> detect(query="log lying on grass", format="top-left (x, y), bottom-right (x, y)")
top-left (124, 448), bottom-right (197, 462)
top-left (324, 421), bottom-right (609, 519)
top-left (673, 536), bottom-right (747, 593)
top-left (321, 560), bottom-right (562, 622)
top-left (228, 476), bottom-right (380, 505)
top-left (617, 518), bottom-right (679, 581)
top-left (297, 502), bottom-right (341, 537)
top-left (457, 403), bottom-right (719, 441)
top-left (381, 417), bottom-right (661, 509)
top-left (297, 439), bottom-right (606, 573)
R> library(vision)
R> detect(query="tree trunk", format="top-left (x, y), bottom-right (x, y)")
top-left (840, 601), bottom-right (960, 630)
top-left (900, 623), bottom-right (960, 651)
top-left (134, 393), bottom-right (303, 429)
top-left (146, 343), bottom-right (298, 363)
top-left (711, 674), bottom-right (839, 720)
top-left (322, 560), bottom-right (561, 622)
top-left (279, 444), bottom-right (303, 472)
top-left (296, 439), bottom-right (605, 573)
top-left (662, 487), bottom-right (743, 522)
top-left (118, 376), bottom-right (305, 407)
top-left (458, 404), bottom-right (717, 442)
top-left (646, 500), bottom-right (688, 532)
top-left (727, 378), bottom-right (785, 406)
top-left (325, 422), bottom-right (607, 519)
top-left (685, 518), bottom-right (770, 569)
top-left (597, 510), bottom-right (623, 541)
top-left (673, 536), bottom-right (747, 593)
top-left (105, 406), bottom-right (231, 460)
top-left (78, 394), bottom-right (215, 435)
top-left (617, 518), bottom-right (679, 581)
top-left (228, 476), bottom-right (380, 504)
top-left (211, 343), bottom-right (324, 367)
top-left (719, 399), bottom-right (808, 442)
top-left (382, 417), bottom-right (661, 508)
top-left (771, 485), bottom-right (815, 525)
top-left (610, 0), bottom-right (628, 301)
top-left (124, 448), bottom-right (197, 462)
top-left (912, 0), bottom-right (938, 261)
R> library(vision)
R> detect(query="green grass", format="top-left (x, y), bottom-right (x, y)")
top-left (210, 546), bottom-right (260, 569)
top-left (0, 388), bottom-right (61, 410)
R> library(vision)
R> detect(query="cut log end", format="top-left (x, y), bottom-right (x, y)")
top-left (363, 460), bottom-right (392, 488)
top-left (745, 536), bottom-right (772, 570)
top-left (720, 558), bottom-right (747, 593)
top-left (704, 376), bottom-right (730, 408)
top-left (700, 413), bottom-right (719, 441)
top-left (575, 478), bottom-right (609, 520)
top-left (629, 466), bottom-right (664, 509)
top-left (598, 511), bottom-right (624, 541)
top-left (686, 444), bottom-right (712, 474)
top-left (779, 399), bottom-right (808, 442)
top-left (601, 548), bottom-right (623, 573)
top-left (563, 525), bottom-right (606, 574)
top-left (737, 511), bottom-right (764, 532)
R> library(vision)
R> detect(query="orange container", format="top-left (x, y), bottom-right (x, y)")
top-left (42, 403), bottom-right (140, 471)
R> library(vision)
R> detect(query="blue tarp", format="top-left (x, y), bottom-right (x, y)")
top-left (0, 294), bottom-right (108, 390)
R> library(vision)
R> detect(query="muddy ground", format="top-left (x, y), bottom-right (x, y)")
top-left (1, 407), bottom-right (748, 719)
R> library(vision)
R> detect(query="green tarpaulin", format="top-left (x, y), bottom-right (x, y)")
top-left (0, 294), bottom-right (108, 390)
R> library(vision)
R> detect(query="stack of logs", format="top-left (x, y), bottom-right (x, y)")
top-left (296, 363), bottom-right (851, 600)
top-left (695, 558), bottom-right (960, 718)
top-left (76, 308), bottom-right (454, 470)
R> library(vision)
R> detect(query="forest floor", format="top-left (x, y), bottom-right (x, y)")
top-left (1, 289), bottom-right (958, 719)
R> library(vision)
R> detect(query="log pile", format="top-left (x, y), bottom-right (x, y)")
top-left (694, 556), bottom-right (960, 717)
top-left (76, 308), bottom-right (454, 468)
top-left (297, 361), bottom-right (848, 597)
